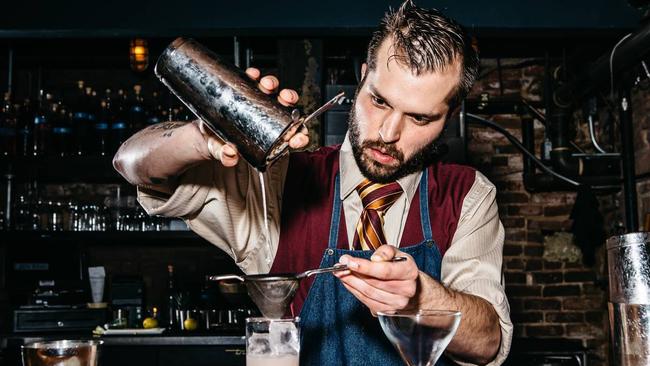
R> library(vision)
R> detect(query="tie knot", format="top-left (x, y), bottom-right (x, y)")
top-left (356, 179), bottom-right (403, 211)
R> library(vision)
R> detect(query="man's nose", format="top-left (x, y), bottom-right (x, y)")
top-left (378, 112), bottom-right (402, 143)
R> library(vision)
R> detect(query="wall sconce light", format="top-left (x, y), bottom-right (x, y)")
top-left (130, 38), bottom-right (149, 72)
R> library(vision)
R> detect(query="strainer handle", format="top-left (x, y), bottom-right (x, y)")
top-left (300, 264), bottom-right (349, 278)
top-left (298, 256), bottom-right (408, 279)
top-left (207, 274), bottom-right (245, 282)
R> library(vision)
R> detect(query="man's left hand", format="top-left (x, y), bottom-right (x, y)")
top-left (334, 245), bottom-right (419, 315)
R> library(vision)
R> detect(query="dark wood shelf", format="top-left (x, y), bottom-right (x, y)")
top-left (1, 156), bottom-right (124, 184)
top-left (0, 230), bottom-right (209, 246)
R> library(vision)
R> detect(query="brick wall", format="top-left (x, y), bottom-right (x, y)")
top-left (467, 59), bottom-right (621, 365)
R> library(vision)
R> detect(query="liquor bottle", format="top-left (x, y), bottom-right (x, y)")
top-left (16, 98), bottom-right (34, 157)
top-left (111, 89), bottom-right (128, 153)
top-left (0, 92), bottom-right (17, 156)
top-left (146, 91), bottom-right (163, 125)
top-left (71, 81), bottom-right (87, 156)
top-left (33, 91), bottom-right (51, 156)
top-left (51, 102), bottom-right (73, 157)
top-left (178, 104), bottom-right (194, 122)
top-left (167, 264), bottom-right (176, 329)
top-left (94, 89), bottom-right (113, 156)
top-left (129, 84), bottom-right (146, 133)
top-left (85, 87), bottom-right (99, 155)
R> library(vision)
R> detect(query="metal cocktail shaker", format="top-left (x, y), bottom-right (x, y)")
top-left (607, 232), bottom-right (650, 366)
top-left (155, 37), bottom-right (295, 171)
top-left (155, 37), bottom-right (345, 171)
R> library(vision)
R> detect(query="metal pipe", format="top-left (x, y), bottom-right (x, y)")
top-left (588, 115), bottom-right (609, 154)
top-left (7, 47), bottom-right (13, 95)
top-left (548, 104), bottom-right (582, 177)
top-left (554, 21), bottom-right (650, 106)
top-left (524, 173), bottom-right (620, 192)
top-left (521, 114), bottom-right (536, 178)
top-left (245, 48), bottom-right (252, 69)
top-left (233, 36), bottom-right (240, 68)
top-left (4, 173), bottom-right (13, 230)
top-left (619, 89), bottom-right (639, 231)
top-left (466, 113), bottom-right (581, 187)
top-left (467, 113), bottom-right (621, 191)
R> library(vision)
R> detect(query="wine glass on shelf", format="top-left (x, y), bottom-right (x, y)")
top-left (377, 309), bottom-right (461, 366)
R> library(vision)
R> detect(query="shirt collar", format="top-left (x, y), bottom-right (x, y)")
top-left (339, 133), bottom-right (422, 204)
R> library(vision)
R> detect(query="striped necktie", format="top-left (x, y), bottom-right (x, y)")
top-left (352, 179), bottom-right (404, 250)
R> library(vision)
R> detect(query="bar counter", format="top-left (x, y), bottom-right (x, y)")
top-left (0, 331), bottom-right (246, 366)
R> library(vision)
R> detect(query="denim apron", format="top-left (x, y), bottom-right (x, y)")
top-left (299, 170), bottom-right (452, 366)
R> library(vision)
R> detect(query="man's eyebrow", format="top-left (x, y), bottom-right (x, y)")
top-left (368, 84), bottom-right (393, 108)
top-left (368, 83), bottom-right (442, 121)
top-left (405, 111), bottom-right (443, 121)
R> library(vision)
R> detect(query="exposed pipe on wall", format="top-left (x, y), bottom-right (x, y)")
top-left (6, 47), bottom-right (13, 95)
top-left (619, 89), bottom-right (639, 231)
top-left (553, 21), bottom-right (650, 106)
top-left (465, 112), bottom-right (621, 191)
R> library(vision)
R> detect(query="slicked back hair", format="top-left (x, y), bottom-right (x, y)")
top-left (366, 0), bottom-right (479, 109)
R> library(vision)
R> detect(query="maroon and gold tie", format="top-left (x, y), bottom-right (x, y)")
top-left (352, 179), bottom-right (404, 250)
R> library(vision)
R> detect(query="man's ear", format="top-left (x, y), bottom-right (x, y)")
top-left (361, 63), bottom-right (368, 79)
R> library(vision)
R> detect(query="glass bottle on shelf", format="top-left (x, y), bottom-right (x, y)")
top-left (0, 92), bottom-right (17, 157)
top-left (33, 91), bottom-right (51, 156)
top-left (71, 80), bottom-right (89, 156)
top-left (167, 264), bottom-right (177, 329)
top-left (16, 98), bottom-right (34, 157)
top-left (95, 95), bottom-right (111, 157)
top-left (51, 103), bottom-right (74, 157)
top-left (129, 84), bottom-right (146, 134)
top-left (13, 195), bottom-right (29, 231)
top-left (81, 87), bottom-right (100, 155)
top-left (177, 101), bottom-right (195, 122)
top-left (111, 89), bottom-right (128, 153)
top-left (146, 91), bottom-right (163, 126)
top-left (20, 180), bottom-right (41, 231)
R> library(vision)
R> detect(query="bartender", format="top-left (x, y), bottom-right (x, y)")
top-left (113, 1), bottom-right (512, 365)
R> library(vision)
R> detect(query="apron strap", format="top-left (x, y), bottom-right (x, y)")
top-left (419, 169), bottom-right (433, 242)
top-left (327, 174), bottom-right (342, 249)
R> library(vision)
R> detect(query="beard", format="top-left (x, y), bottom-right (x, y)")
top-left (347, 104), bottom-right (447, 183)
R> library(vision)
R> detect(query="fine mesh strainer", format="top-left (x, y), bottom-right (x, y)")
top-left (209, 257), bottom-right (406, 318)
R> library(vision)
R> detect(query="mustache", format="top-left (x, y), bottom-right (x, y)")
top-left (361, 140), bottom-right (404, 162)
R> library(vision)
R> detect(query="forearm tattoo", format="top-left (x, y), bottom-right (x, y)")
top-left (148, 121), bottom-right (186, 137)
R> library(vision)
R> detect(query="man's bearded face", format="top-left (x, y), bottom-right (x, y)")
top-left (348, 102), bottom-right (445, 183)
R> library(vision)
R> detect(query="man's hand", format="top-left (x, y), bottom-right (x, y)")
top-left (334, 245), bottom-right (419, 315)
top-left (201, 67), bottom-right (309, 167)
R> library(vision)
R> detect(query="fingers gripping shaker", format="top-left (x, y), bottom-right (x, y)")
top-left (155, 37), bottom-right (345, 171)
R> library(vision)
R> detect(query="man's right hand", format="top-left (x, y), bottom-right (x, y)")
top-left (201, 67), bottom-right (309, 167)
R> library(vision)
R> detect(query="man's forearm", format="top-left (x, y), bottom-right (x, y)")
top-left (113, 120), bottom-right (213, 194)
top-left (414, 272), bottom-right (501, 365)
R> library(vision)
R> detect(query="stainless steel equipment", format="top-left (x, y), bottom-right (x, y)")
top-left (155, 37), bottom-right (345, 171)
top-left (22, 340), bottom-right (102, 366)
top-left (607, 232), bottom-right (650, 366)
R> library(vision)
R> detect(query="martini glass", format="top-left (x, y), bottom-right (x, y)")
top-left (377, 309), bottom-right (461, 366)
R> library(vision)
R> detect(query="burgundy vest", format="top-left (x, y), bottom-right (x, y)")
top-left (270, 145), bottom-right (476, 314)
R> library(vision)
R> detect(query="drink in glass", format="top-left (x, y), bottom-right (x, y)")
top-left (246, 317), bottom-right (300, 366)
top-left (378, 309), bottom-right (461, 366)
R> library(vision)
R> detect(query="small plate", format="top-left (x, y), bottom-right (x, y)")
top-left (102, 328), bottom-right (165, 335)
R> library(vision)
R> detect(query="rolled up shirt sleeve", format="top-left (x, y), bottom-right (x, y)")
top-left (441, 171), bottom-right (512, 366)
top-left (136, 157), bottom-right (289, 275)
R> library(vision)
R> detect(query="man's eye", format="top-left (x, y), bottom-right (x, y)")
top-left (371, 96), bottom-right (386, 107)
top-left (411, 116), bottom-right (431, 125)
